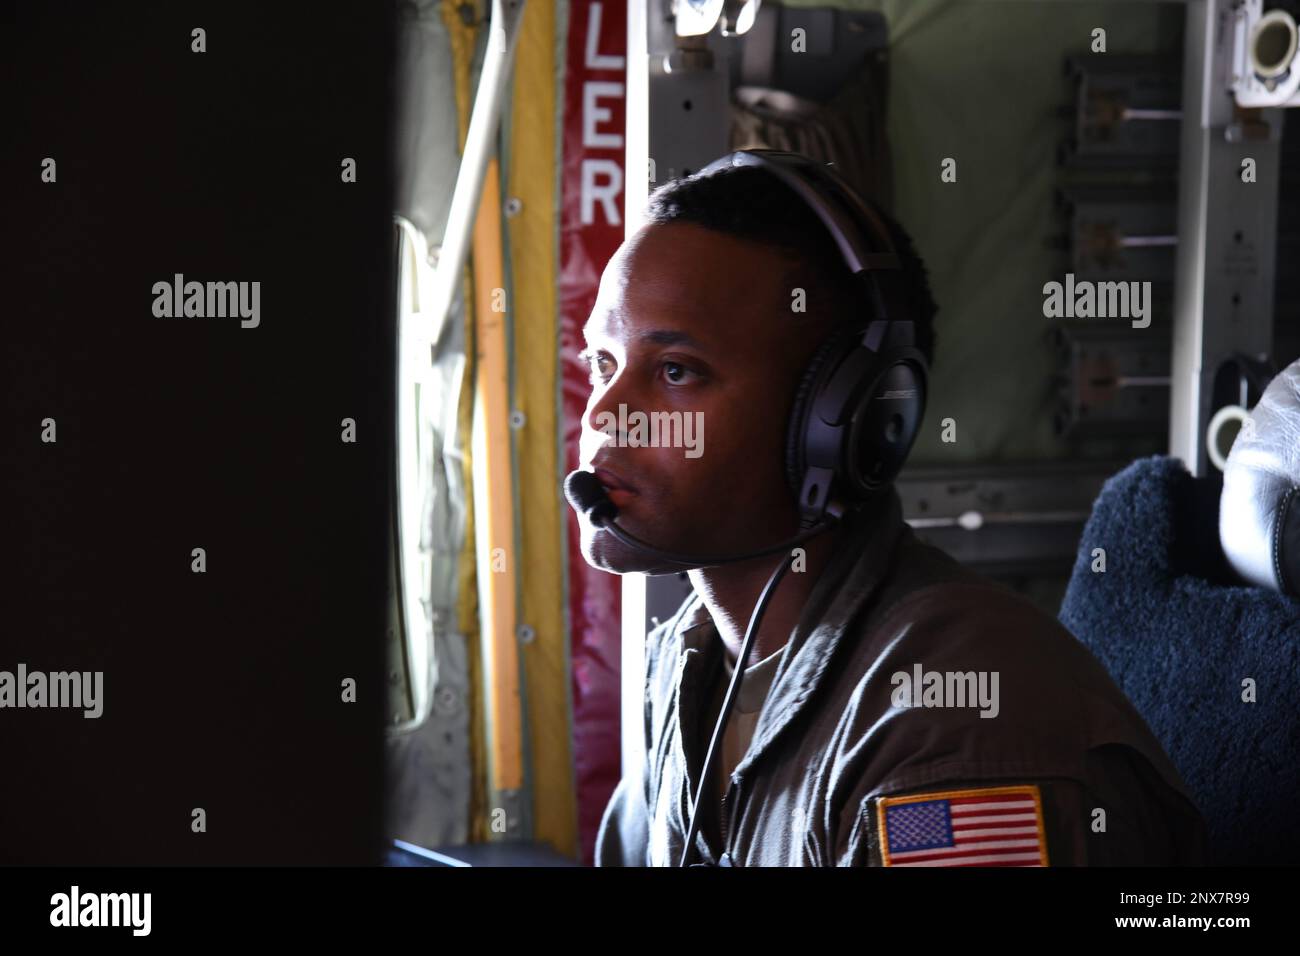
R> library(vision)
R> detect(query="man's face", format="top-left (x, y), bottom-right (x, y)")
top-left (575, 221), bottom-right (828, 574)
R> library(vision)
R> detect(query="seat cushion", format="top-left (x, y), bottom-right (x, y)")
top-left (1058, 455), bottom-right (1300, 863)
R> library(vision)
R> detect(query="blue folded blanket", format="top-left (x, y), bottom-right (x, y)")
top-left (1059, 455), bottom-right (1300, 864)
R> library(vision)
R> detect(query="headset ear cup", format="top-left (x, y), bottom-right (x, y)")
top-left (844, 358), bottom-right (926, 495)
top-left (785, 333), bottom-right (849, 500)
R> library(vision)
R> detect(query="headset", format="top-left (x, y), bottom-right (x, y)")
top-left (706, 150), bottom-right (930, 530)
top-left (564, 148), bottom-right (929, 865)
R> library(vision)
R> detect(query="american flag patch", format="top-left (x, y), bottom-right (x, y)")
top-left (876, 784), bottom-right (1049, 867)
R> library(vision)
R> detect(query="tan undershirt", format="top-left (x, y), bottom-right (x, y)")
top-left (714, 643), bottom-right (784, 813)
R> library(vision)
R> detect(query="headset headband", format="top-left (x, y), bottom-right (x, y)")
top-left (696, 150), bottom-right (902, 275)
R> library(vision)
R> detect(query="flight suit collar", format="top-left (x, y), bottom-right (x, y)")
top-left (672, 488), bottom-right (907, 811)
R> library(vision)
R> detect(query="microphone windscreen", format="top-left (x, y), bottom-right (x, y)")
top-left (563, 470), bottom-right (616, 525)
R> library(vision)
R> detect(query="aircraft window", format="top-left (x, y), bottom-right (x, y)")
top-left (389, 215), bottom-right (464, 734)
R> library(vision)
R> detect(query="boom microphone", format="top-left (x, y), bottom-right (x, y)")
top-left (563, 469), bottom-right (841, 570)
top-left (563, 469), bottom-right (620, 526)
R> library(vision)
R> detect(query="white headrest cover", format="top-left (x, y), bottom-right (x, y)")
top-left (1220, 359), bottom-right (1300, 595)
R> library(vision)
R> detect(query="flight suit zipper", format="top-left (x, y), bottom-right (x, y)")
top-left (719, 774), bottom-right (740, 864)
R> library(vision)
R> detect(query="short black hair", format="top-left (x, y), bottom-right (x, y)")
top-left (642, 163), bottom-right (937, 367)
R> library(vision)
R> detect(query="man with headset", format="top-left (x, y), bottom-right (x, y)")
top-left (572, 150), bottom-right (1208, 867)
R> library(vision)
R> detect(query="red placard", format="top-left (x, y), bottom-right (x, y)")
top-left (558, 0), bottom-right (628, 865)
